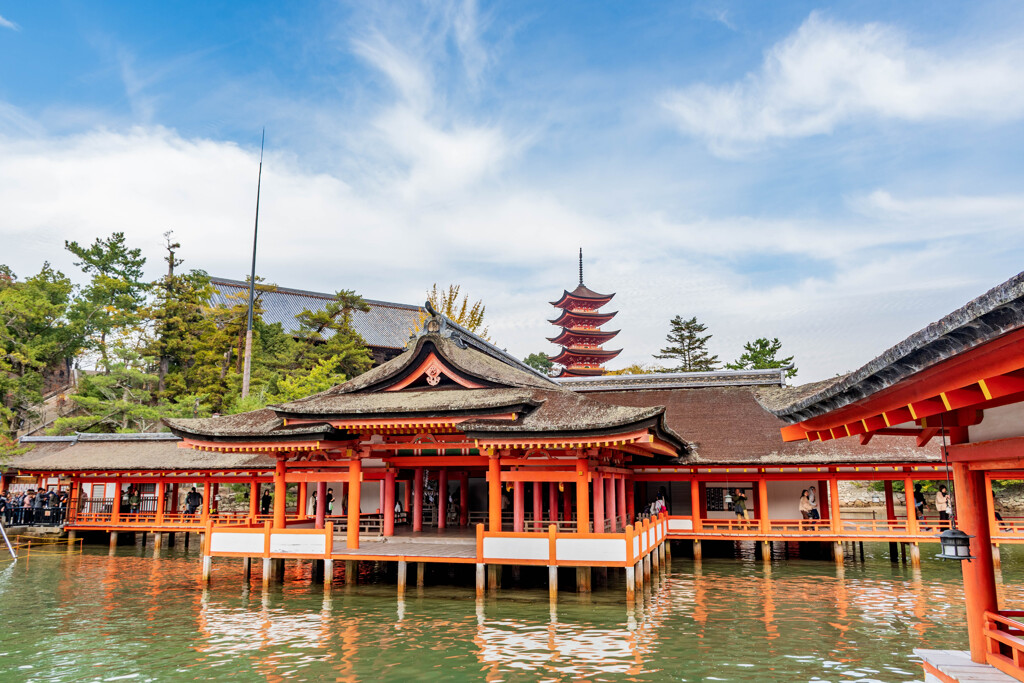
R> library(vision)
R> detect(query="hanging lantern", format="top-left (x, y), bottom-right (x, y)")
top-left (936, 527), bottom-right (974, 561)
top-left (723, 490), bottom-right (733, 506)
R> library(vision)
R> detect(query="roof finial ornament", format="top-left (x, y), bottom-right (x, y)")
top-left (578, 247), bottom-right (584, 287)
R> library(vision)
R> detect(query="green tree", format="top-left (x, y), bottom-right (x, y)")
top-left (65, 232), bottom-right (148, 371)
top-left (427, 284), bottom-right (489, 340)
top-left (0, 263), bottom-right (82, 436)
top-left (725, 337), bottom-right (798, 378)
top-left (524, 352), bottom-right (554, 374)
top-left (291, 289), bottom-right (374, 380)
top-left (604, 363), bottom-right (661, 375)
top-left (654, 315), bottom-right (719, 372)
top-left (51, 362), bottom-right (163, 433)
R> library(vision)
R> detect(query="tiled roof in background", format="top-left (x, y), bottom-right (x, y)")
top-left (209, 277), bottom-right (423, 350)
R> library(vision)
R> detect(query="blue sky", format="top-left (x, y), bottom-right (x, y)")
top-left (1, 1), bottom-right (1022, 381)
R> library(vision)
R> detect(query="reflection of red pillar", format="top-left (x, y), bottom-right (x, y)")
top-left (315, 481), bottom-right (326, 529)
top-left (606, 477), bottom-right (617, 530)
top-left (532, 482), bottom-right (543, 532)
top-left (548, 482), bottom-right (558, 522)
top-left (953, 462), bottom-right (999, 663)
top-left (383, 470), bottom-right (396, 536)
top-left (459, 472), bottom-right (469, 527)
top-left (488, 456), bottom-right (501, 532)
top-left (593, 472), bottom-right (605, 533)
top-left (513, 481), bottom-right (525, 532)
top-left (617, 478), bottom-right (626, 527)
top-left (413, 467), bottom-right (424, 532)
top-left (438, 469), bottom-right (449, 530)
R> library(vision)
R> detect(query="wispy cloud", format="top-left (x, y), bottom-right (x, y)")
top-left (663, 11), bottom-right (1024, 154)
top-left (0, 14), bottom-right (19, 31)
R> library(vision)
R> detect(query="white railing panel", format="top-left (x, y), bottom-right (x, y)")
top-left (556, 538), bottom-right (627, 564)
top-left (482, 537), bottom-right (549, 561)
top-left (210, 532), bottom-right (264, 554)
top-left (269, 533), bottom-right (326, 555)
top-left (668, 518), bottom-right (693, 531)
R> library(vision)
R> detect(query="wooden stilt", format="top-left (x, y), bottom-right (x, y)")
top-left (66, 530), bottom-right (76, 547)
top-left (693, 539), bottom-right (702, 561)
top-left (634, 560), bottom-right (644, 595)
top-left (993, 544), bottom-right (1002, 570)
top-left (651, 543), bottom-right (660, 575)
top-left (153, 532), bottom-right (162, 550)
top-left (397, 560), bottom-right (407, 597)
top-left (889, 541), bottom-right (898, 563)
top-left (184, 531), bottom-right (190, 549)
top-left (576, 566), bottom-right (591, 593)
top-left (900, 541), bottom-right (907, 564)
top-left (643, 554), bottom-right (651, 585)
top-left (487, 564), bottom-right (499, 591)
top-left (345, 560), bottom-right (356, 585)
top-left (909, 542), bottom-right (921, 569)
top-left (274, 558), bottom-right (285, 583)
top-left (833, 541), bottom-right (845, 564)
top-left (108, 531), bottom-right (118, 554)
top-left (242, 556), bottom-right (251, 582)
top-left (262, 558), bottom-right (272, 588)
top-left (625, 565), bottom-right (636, 602)
top-left (761, 541), bottom-right (771, 561)
top-left (141, 531), bottom-right (147, 547)
top-left (416, 562), bottom-right (425, 587)
top-left (665, 539), bottom-right (672, 561)
top-left (859, 541), bottom-right (865, 562)
top-left (548, 565), bottom-right (558, 602)
top-left (476, 564), bottom-right (486, 598)
top-left (201, 555), bottom-right (212, 584)
top-left (324, 559), bottom-right (334, 588)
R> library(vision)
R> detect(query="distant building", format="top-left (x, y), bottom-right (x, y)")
top-left (208, 277), bottom-right (423, 365)
top-left (547, 250), bottom-right (621, 377)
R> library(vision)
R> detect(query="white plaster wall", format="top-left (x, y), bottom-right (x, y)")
top-left (704, 481), bottom-right (753, 519)
top-left (971, 402), bottom-right (1024, 442)
top-left (766, 480), bottom-right (818, 520)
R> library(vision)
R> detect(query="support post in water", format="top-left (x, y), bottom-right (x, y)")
top-left (625, 565), bottom-right (635, 602)
top-left (242, 557), bottom-right (251, 582)
top-left (324, 559), bottom-right (334, 588)
top-left (396, 560), bottom-right (406, 597)
top-left (693, 539), bottom-right (702, 561)
top-left (109, 531), bottom-right (118, 554)
top-left (346, 560), bottom-right (357, 585)
top-left (548, 565), bottom-right (558, 602)
top-left (476, 564), bottom-right (485, 598)
top-left (262, 558), bottom-right (272, 589)
top-left (909, 542), bottom-right (921, 569)
top-left (833, 541), bottom-right (845, 564)
top-left (417, 562), bottom-right (425, 587)
top-left (202, 556), bottom-right (212, 584)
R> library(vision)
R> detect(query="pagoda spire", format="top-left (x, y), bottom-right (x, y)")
top-left (547, 251), bottom-right (621, 377)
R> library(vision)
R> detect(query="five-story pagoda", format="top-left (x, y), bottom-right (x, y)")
top-left (547, 250), bottom-right (621, 377)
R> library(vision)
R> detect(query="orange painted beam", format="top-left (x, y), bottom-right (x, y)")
top-left (949, 437), bottom-right (1024, 468)
top-left (500, 470), bottom-right (579, 482)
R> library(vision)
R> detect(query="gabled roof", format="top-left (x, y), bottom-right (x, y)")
top-left (165, 312), bottom-right (687, 457)
top-left (209, 277), bottom-right (422, 350)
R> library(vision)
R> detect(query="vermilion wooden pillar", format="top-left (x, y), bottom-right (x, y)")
top-left (379, 480), bottom-right (385, 514)
top-left (249, 481), bottom-right (260, 518)
top-left (818, 479), bottom-right (830, 520)
top-left (592, 472), bottom-right (605, 533)
top-left (828, 477), bottom-right (841, 532)
top-left (532, 482), bottom-right (543, 532)
top-left (404, 480), bottom-right (411, 515)
top-left (438, 469), bottom-right (449, 530)
top-left (626, 479), bottom-right (635, 522)
top-left (414, 467), bottom-right (424, 532)
top-left (758, 478), bottom-right (770, 532)
top-left (203, 480), bottom-right (213, 525)
top-left (272, 460), bottom-right (286, 528)
top-left (953, 462), bottom-right (999, 662)
top-left (315, 481), bottom-right (326, 529)
top-left (347, 457), bottom-right (361, 550)
top-left (904, 477), bottom-right (918, 534)
top-left (459, 472), bottom-right (469, 527)
top-left (383, 470), bottom-right (396, 536)
top-left (563, 482), bottom-right (572, 522)
top-left (576, 459), bottom-right (590, 533)
top-left (690, 478), bottom-right (702, 531)
top-left (488, 456), bottom-right (501, 532)
top-left (884, 480), bottom-right (896, 521)
top-left (298, 481), bottom-right (307, 519)
top-left (605, 476), bottom-right (617, 530)
top-left (548, 482), bottom-right (558, 522)
top-left (513, 481), bottom-right (525, 532)
top-left (616, 477), bottom-right (626, 527)
top-left (156, 479), bottom-right (166, 524)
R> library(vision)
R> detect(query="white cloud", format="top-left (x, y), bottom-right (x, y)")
top-left (0, 14), bottom-right (19, 31)
top-left (663, 12), bottom-right (1024, 154)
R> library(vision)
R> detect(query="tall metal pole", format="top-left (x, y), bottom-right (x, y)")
top-left (241, 129), bottom-right (264, 400)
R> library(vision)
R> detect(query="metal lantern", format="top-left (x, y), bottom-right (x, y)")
top-left (936, 527), bottom-right (975, 561)
top-left (723, 491), bottom-right (733, 506)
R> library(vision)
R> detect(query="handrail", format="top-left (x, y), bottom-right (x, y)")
top-left (984, 611), bottom-right (1024, 681)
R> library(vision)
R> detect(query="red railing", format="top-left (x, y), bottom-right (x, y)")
top-left (985, 611), bottom-right (1024, 681)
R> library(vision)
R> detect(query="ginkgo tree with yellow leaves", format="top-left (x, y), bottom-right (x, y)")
top-left (426, 284), bottom-right (490, 341)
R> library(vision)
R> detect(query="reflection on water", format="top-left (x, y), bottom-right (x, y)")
top-left (2, 541), bottom-right (1022, 681)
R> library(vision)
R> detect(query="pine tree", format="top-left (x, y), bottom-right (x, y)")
top-left (654, 315), bottom-right (719, 372)
top-left (725, 337), bottom-right (798, 378)
top-left (523, 352), bottom-right (554, 375)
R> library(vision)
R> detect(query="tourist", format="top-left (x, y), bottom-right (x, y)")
top-left (0, 492), bottom-right (8, 527)
top-left (935, 485), bottom-right (950, 521)
top-left (732, 488), bottom-right (749, 520)
top-left (34, 488), bottom-right (48, 525)
top-left (128, 486), bottom-right (141, 514)
top-left (807, 486), bottom-right (820, 519)
top-left (260, 489), bottom-right (272, 515)
top-left (308, 490), bottom-right (317, 516)
top-left (913, 484), bottom-right (926, 519)
top-left (185, 486), bottom-right (203, 516)
top-left (799, 490), bottom-right (812, 519)
top-left (326, 488), bottom-right (334, 515)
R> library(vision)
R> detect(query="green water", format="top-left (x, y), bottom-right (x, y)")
top-left (1, 541), bottom-right (1018, 682)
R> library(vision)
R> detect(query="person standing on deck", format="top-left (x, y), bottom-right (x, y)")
top-left (807, 486), bottom-right (820, 519)
top-left (326, 488), bottom-right (335, 515)
top-left (0, 492), bottom-right (8, 527)
top-left (732, 488), bottom-right (749, 521)
top-left (308, 490), bottom-right (317, 516)
top-left (185, 487), bottom-right (202, 516)
top-left (913, 484), bottom-right (926, 519)
top-left (799, 490), bottom-right (812, 519)
top-left (935, 485), bottom-right (951, 521)
top-left (260, 489), bottom-right (272, 515)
